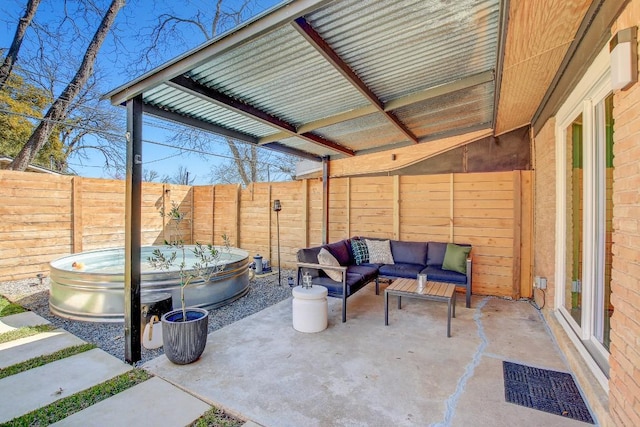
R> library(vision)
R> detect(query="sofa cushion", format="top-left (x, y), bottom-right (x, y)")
top-left (422, 265), bottom-right (467, 285)
top-left (366, 239), bottom-right (394, 264)
top-left (324, 240), bottom-right (352, 265)
top-left (350, 239), bottom-right (370, 265)
top-left (317, 248), bottom-right (343, 281)
top-left (427, 242), bottom-right (448, 266)
top-left (312, 272), bottom-right (368, 297)
top-left (297, 247), bottom-right (322, 278)
top-left (344, 239), bottom-right (353, 263)
top-left (379, 263), bottom-right (424, 279)
top-left (390, 240), bottom-right (427, 265)
top-left (347, 264), bottom-right (378, 281)
top-left (442, 243), bottom-right (472, 274)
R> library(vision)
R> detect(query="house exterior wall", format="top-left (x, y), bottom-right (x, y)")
top-left (534, 116), bottom-right (613, 425)
top-left (533, 118), bottom-right (557, 308)
top-left (531, 1), bottom-right (640, 425)
top-left (609, 3), bottom-right (640, 425)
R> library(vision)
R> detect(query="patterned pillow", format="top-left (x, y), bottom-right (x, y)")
top-left (317, 248), bottom-right (343, 281)
top-left (351, 239), bottom-right (369, 265)
top-left (365, 239), bottom-right (394, 264)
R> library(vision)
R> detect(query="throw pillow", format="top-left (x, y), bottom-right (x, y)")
top-left (365, 239), bottom-right (394, 264)
top-left (442, 243), bottom-right (472, 274)
top-left (351, 239), bottom-right (370, 265)
top-left (317, 248), bottom-right (343, 281)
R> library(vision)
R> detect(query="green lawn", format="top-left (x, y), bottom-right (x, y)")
top-left (0, 296), bottom-right (26, 317)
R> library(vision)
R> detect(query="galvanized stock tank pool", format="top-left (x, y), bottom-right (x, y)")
top-left (49, 246), bottom-right (250, 322)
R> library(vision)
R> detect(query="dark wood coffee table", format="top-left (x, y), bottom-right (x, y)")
top-left (384, 278), bottom-right (457, 337)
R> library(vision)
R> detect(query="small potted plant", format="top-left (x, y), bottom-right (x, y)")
top-left (148, 201), bottom-right (230, 364)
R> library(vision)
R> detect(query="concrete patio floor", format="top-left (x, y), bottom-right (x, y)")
top-left (144, 283), bottom-right (596, 426)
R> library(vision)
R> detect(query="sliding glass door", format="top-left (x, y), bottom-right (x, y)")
top-left (564, 115), bottom-right (583, 328)
top-left (594, 95), bottom-right (614, 353)
top-left (555, 46), bottom-right (613, 381)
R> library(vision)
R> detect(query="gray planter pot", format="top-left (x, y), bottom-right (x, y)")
top-left (161, 307), bottom-right (209, 365)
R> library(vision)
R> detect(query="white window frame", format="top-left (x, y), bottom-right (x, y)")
top-left (554, 45), bottom-right (611, 391)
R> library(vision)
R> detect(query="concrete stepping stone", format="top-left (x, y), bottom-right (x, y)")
top-left (0, 348), bottom-right (132, 424)
top-left (0, 311), bottom-right (51, 333)
top-left (51, 376), bottom-right (211, 427)
top-left (0, 329), bottom-right (86, 369)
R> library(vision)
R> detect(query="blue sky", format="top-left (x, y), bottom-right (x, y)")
top-left (1, 0), bottom-right (284, 184)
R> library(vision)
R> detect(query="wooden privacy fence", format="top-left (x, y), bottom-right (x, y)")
top-left (0, 169), bottom-right (532, 299)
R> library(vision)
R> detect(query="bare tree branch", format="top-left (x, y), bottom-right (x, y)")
top-left (211, 0), bottom-right (224, 36)
top-left (0, 0), bottom-right (41, 88)
top-left (131, 0), bottom-right (254, 74)
top-left (10, 0), bottom-right (124, 171)
top-left (136, 0), bottom-right (296, 186)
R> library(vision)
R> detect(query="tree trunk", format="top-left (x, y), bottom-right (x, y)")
top-left (10, 0), bottom-right (123, 171)
top-left (0, 0), bottom-right (40, 89)
top-left (227, 139), bottom-right (250, 186)
top-left (250, 144), bottom-right (258, 182)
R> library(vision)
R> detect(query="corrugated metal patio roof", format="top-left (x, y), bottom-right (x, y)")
top-left (105, 0), bottom-right (592, 162)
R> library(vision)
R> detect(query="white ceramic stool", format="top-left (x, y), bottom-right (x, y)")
top-left (292, 285), bottom-right (328, 333)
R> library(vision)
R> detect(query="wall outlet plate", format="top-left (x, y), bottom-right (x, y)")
top-left (534, 276), bottom-right (547, 290)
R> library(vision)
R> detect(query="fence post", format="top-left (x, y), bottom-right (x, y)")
top-left (190, 186), bottom-right (195, 244)
top-left (393, 175), bottom-right (400, 240)
top-left (346, 177), bottom-right (351, 238)
top-left (162, 184), bottom-right (170, 243)
top-left (520, 171), bottom-right (534, 298)
top-left (322, 157), bottom-right (328, 244)
top-left (302, 180), bottom-right (309, 248)
top-left (234, 184), bottom-right (241, 247)
top-left (211, 185), bottom-right (215, 243)
top-left (268, 184), bottom-right (273, 260)
top-left (512, 170), bottom-right (522, 300)
top-left (449, 173), bottom-right (454, 242)
top-left (72, 177), bottom-right (83, 253)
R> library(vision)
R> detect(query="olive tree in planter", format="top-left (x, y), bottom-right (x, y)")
top-left (148, 202), bottom-right (230, 365)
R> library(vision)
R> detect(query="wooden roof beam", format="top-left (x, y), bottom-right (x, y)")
top-left (168, 75), bottom-right (354, 156)
top-left (292, 17), bottom-right (419, 144)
